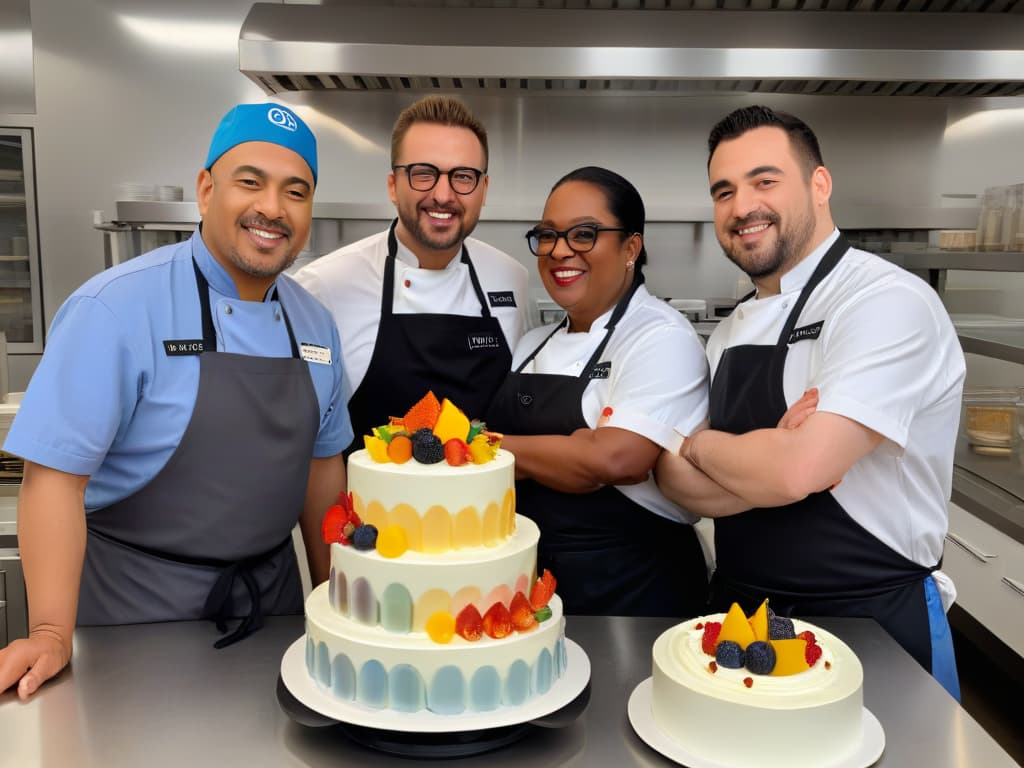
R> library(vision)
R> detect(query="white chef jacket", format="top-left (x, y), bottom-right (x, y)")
top-left (705, 229), bottom-right (965, 603)
top-left (295, 230), bottom-right (529, 399)
top-left (513, 283), bottom-right (710, 524)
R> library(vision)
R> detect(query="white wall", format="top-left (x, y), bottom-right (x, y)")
top-left (5, 0), bottom-right (1024, 390)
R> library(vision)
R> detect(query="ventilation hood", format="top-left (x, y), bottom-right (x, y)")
top-left (239, 3), bottom-right (1024, 97)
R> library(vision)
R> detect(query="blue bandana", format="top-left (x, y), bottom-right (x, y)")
top-left (204, 103), bottom-right (317, 183)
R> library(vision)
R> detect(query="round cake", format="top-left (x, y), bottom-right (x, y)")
top-left (651, 610), bottom-right (863, 767)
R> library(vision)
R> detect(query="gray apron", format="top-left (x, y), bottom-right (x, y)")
top-left (78, 245), bottom-right (320, 647)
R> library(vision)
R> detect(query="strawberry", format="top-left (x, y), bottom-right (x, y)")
top-left (701, 621), bottom-right (722, 656)
top-left (510, 591), bottom-right (538, 632)
top-left (482, 602), bottom-right (513, 639)
top-left (444, 438), bottom-right (471, 467)
top-left (455, 604), bottom-right (484, 642)
top-left (805, 642), bottom-right (823, 667)
top-left (529, 569), bottom-right (557, 610)
top-left (321, 503), bottom-right (350, 544)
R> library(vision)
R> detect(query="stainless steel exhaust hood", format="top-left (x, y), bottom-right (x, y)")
top-left (239, 2), bottom-right (1024, 97)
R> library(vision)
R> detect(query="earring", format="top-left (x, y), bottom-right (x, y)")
top-left (626, 260), bottom-right (634, 270)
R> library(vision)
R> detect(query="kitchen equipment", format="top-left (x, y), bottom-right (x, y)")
top-left (961, 386), bottom-right (1023, 456)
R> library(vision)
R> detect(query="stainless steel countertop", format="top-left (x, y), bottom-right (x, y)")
top-left (0, 615), bottom-right (1015, 767)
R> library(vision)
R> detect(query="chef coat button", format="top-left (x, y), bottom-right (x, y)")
top-left (404, 279), bottom-right (411, 288)
top-left (224, 305), bottom-right (233, 315)
top-left (274, 311), bottom-right (281, 322)
top-left (783, 301), bottom-right (790, 309)
top-left (737, 309), bottom-right (744, 320)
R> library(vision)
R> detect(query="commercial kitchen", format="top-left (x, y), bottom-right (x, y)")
top-left (0, 1), bottom-right (1022, 766)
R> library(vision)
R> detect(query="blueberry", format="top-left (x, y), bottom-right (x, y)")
top-left (745, 641), bottom-right (777, 675)
top-left (410, 428), bottom-right (444, 464)
top-left (769, 616), bottom-right (796, 640)
top-left (715, 640), bottom-right (745, 669)
top-left (352, 524), bottom-right (378, 551)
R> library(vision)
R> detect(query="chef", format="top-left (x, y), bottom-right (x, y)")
top-left (0, 103), bottom-right (351, 699)
top-left (487, 166), bottom-right (710, 618)
top-left (655, 106), bottom-right (964, 698)
top-left (295, 96), bottom-right (528, 444)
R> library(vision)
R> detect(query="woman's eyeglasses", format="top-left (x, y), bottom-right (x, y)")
top-left (525, 223), bottom-right (629, 257)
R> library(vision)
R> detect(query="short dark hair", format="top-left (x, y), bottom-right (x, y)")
top-left (550, 166), bottom-right (648, 271)
top-left (391, 96), bottom-right (488, 170)
top-left (707, 106), bottom-right (824, 177)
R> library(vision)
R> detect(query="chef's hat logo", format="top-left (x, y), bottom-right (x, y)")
top-left (267, 107), bottom-right (298, 132)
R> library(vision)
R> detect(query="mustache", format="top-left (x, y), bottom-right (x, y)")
top-left (241, 216), bottom-right (292, 239)
top-left (731, 211), bottom-right (779, 230)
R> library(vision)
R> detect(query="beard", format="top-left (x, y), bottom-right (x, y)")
top-left (720, 204), bottom-right (816, 280)
top-left (396, 200), bottom-right (479, 253)
top-left (230, 216), bottom-right (298, 278)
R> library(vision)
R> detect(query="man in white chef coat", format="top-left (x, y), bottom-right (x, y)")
top-left (294, 96), bottom-right (528, 444)
top-left (655, 105), bottom-right (965, 699)
top-left (0, 103), bottom-right (350, 699)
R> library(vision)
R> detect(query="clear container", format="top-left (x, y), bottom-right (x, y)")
top-left (961, 386), bottom-right (1023, 456)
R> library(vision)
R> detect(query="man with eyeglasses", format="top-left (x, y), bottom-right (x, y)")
top-left (296, 96), bottom-right (528, 445)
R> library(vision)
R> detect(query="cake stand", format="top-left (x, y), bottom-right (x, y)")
top-left (278, 635), bottom-right (591, 757)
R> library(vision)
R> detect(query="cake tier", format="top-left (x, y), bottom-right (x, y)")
top-left (305, 583), bottom-right (567, 714)
top-left (329, 514), bottom-right (540, 633)
top-left (651, 615), bottom-right (863, 768)
top-left (348, 448), bottom-right (516, 554)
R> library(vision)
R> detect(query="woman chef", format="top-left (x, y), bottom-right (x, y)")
top-left (486, 167), bottom-right (710, 617)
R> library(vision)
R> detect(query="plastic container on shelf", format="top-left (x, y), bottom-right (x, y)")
top-left (961, 387), bottom-right (1023, 457)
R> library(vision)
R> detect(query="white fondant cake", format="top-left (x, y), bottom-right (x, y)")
top-left (305, 447), bottom-right (567, 715)
top-left (651, 614), bottom-right (863, 767)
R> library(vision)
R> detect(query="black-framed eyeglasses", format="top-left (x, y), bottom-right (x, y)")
top-left (525, 223), bottom-right (629, 257)
top-left (392, 163), bottom-right (485, 195)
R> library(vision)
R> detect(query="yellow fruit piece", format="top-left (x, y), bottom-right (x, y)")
top-left (718, 602), bottom-right (756, 649)
top-left (364, 435), bottom-right (390, 463)
top-left (433, 398), bottom-right (472, 445)
top-left (376, 524), bottom-right (408, 559)
top-left (769, 638), bottom-right (812, 676)
top-left (749, 600), bottom-right (769, 642)
top-left (426, 611), bottom-right (456, 644)
top-left (469, 434), bottom-right (497, 464)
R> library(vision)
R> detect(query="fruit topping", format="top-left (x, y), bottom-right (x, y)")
top-left (364, 434), bottom-right (390, 463)
top-left (529, 569), bottom-right (557, 610)
top-left (825, 661), bottom-right (832, 670)
top-left (768, 638), bottom-right (812, 676)
top-left (321, 503), bottom-right (351, 545)
top-left (482, 602), bottom-right (513, 639)
top-left (352, 524), bottom-right (378, 551)
top-left (744, 641), bottom-right (777, 675)
top-left (695, 622), bottom-right (704, 630)
top-left (403, 391), bottom-right (442, 433)
top-left (715, 640), bottom-right (745, 669)
top-left (768, 616), bottom-right (796, 640)
top-left (376, 525), bottom-right (409, 559)
top-left (743, 677), bottom-right (754, 689)
top-left (798, 630), bottom-right (817, 645)
top-left (749, 600), bottom-right (769, 642)
top-left (701, 621), bottom-right (722, 656)
top-left (510, 591), bottom-right (538, 632)
top-left (426, 611), bottom-right (455, 644)
top-left (533, 605), bottom-right (553, 622)
top-left (433, 398), bottom-right (471, 445)
top-left (467, 420), bottom-right (486, 443)
top-left (805, 641), bottom-right (823, 667)
top-left (468, 434), bottom-right (498, 464)
top-left (387, 434), bottom-right (413, 464)
top-left (708, 661), bottom-right (718, 673)
top-left (444, 438), bottom-right (471, 467)
top-left (455, 604), bottom-right (484, 642)
top-left (718, 603), bottom-right (756, 649)
top-left (410, 428), bottom-right (445, 464)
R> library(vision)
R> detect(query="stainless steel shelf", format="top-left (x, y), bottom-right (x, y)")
top-left (958, 327), bottom-right (1024, 365)
top-left (952, 438), bottom-right (1024, 546)
top-left (893, 250), bottom-right (1024, 272)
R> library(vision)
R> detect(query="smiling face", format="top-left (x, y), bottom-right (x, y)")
top-left (536, 180), bottom-right (640, 333)
top-left (708, 126), bottom-right (833, 295)
top-left (197, 140), bottom-right (314, 300)
top-left (388, 122), bottom-right (488, 269)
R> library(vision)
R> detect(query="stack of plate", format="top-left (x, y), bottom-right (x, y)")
top-left (117, 182), bottom-right (155, 201)
top-left (155, 185), bottom-right (184, 202)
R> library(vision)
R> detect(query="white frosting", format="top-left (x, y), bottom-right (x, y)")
top-left (651, 614), bottom-right (863, 767)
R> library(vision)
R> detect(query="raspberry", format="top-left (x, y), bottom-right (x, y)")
top-left (701, 621), bottom-right (722, 656)
top-left (744, 641), bottom-right (777, 675)
top-left (411, 428), bottom-right (444, 464)
top-left (805, 642), bottom-right (823, 666)
top-left (715, 640), bottom-right (745, 669)
top-left (695, 622), bottom-right (704, 630)
top-left (798, 630), bottom-right (816, 645)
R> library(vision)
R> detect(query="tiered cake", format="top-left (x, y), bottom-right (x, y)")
top-left (650, 602), bottom-right (864, 767)
top-left (304, 393), bottom-right (567, 714)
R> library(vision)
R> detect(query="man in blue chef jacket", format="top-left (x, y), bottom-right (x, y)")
top-left (0, 103), bottom-right (351, 699)
top-left (656, 105), bottom-right (965, 699)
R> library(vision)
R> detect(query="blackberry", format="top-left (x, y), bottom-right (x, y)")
top-left (769, 616), bottom-right (796, 640)
top-left (411, 428), bottom-right (444, 464)
top-left (715, 640), bottom-right (745, 669)
top-left (745, 641), bottom-right (777, 675)
top-left (352, 524), bottom-right (378, 551)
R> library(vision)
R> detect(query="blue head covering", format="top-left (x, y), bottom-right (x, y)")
top-left (204, 103), bottom-right (317, 183)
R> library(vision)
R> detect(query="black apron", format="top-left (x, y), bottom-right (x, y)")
top-left (487, 276), bottom-right (708, 618)
top-left (708, 235), bottom-right (938, 672)
top-left (346, 221), bottom-right (512, 454)
top-left (78, 241), bottom-right (320, 647)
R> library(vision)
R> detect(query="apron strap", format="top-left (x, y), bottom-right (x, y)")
top-left (580, 271), bottom-right (644, 375)
top-left (774, 234), bottom-right (849, 347)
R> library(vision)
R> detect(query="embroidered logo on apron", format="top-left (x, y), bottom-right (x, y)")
top-left (487, 291), bottom-right (517, 308)
top-left (788, 321), bottom-right (824, 344)
top-left (517, 392), bottom-right (534, 406)
top-left (468, 333), bottom-right (502, 350)
top-left (588, 361), bottom-right (612, 379)
top-left (163, 339), bottom-right (205, 356)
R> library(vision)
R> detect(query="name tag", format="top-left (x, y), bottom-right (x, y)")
top-left (588, 361), bottom-right (612, 380)
top-left (788, 321), bottom-right (824, 344)
top-left (487, 291), bottom-right (517, 308)
top-left (163, 339), bottom-right (205, 356)
top-left (300, 343), bottom-right (332, 365)
top-left (467, 333), bottom-right (502, 351)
